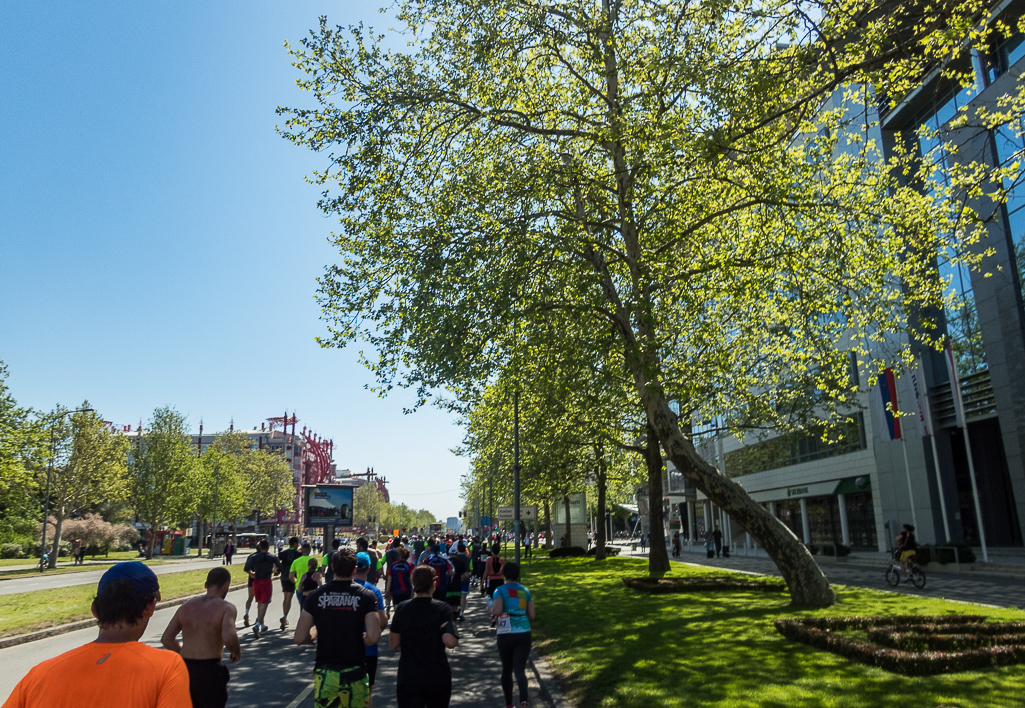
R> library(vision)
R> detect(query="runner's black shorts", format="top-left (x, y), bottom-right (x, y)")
top-left (281, 579), bottom-right (296, 593)
top-left (184, 658), bottom-right (229, 708)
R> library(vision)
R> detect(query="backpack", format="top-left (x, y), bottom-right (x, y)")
top-left (391, 561), bottom-right (412, 596)
top-left (426, 554), bottom-right (450, 592)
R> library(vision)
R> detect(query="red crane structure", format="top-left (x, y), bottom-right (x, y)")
top-left (347, 467), bottom-right (390, 503)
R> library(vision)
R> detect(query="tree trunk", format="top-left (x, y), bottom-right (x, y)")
top-left (146, 524), bottom-right (157, 559)
top-left (543, 500), bottom-right (553, 548)
top-left (643, 393), bottom-right (836, 607)
top-left (594, 443), bottom-right (608, 561)
top-left (48, 513), bottom-right (65, 569)
top-left (644, 423), bottom-right (672, 578)
top-left (562, 494), bottom-right (572, 547)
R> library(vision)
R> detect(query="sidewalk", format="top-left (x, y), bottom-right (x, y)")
top-left (614, 541), bottom-right (1025, 609)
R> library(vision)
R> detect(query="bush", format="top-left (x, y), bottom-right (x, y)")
top-left (774, 615), bottom-right (1025, 675)
top-left (820, 543), bottom-right (851, 557)
top-left (1, 543), bottom-right (26, 559)
top-left (548, 546), bottom-right (587, 558)
top-left (624, 576), bottom-right (787, 594)
top-left (585, 545), bottom-right (622, 557)
top-left (916, 544), bottom-right (977, 566)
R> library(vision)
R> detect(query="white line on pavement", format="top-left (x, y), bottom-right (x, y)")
top-left (285, 683), bottom-right (314, 708)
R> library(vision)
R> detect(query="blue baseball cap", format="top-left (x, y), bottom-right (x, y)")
top-left (97, 562), bottom-right (160, 596)
top-left (356, 552), bottom-right (372, 568)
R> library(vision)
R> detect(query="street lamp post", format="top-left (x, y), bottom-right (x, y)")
top-left (39, 407), bottom-right (94, 571)
top-left (513, 389), bottom-right (521, 564)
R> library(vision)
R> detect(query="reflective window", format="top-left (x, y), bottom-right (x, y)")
top-left (916, 83), bottom-right (987, 375)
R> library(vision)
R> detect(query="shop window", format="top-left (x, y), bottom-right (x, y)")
top-left (844, 492), bottom-right (878, 550)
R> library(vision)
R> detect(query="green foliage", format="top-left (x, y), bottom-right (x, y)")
top-left (42, 404), bottom-right (131, 566)
top-left (280, 0), bottom-right (1025, 605)
top-left (0, 358), bottom-right (45, 519)
top-left (130, 407), bottom-right (197, 555)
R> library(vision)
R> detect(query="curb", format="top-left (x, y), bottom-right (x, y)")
top-left (0, 582), bottom-right (247, 650)
top-left (528, 648), bottom-right (573, 708)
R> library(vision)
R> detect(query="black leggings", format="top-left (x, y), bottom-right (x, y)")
top-left (497, 632), bottom-right (532, 705)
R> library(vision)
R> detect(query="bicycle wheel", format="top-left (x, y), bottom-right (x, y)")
top-left (911, 568), bottom-right (926, 589)
top-left (885, 566), bottom-right (901, 586)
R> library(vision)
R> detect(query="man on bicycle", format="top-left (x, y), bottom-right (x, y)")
top-left (895, 523), bottom-right (917, 580)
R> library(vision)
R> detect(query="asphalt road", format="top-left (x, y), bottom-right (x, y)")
top-left (0, 557), bottom-right (235, 596)
top-left (0, 584), bottom-right (542, 708)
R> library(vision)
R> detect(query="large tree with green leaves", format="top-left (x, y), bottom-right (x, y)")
top-left (131, 407), bottom-right (196, 558)
top-left (281, 1), bottom-right (1021, 605)
top-left (0, 358), bottom-right (45, 534)
top-left (42, 403), bottom-right (130, 568)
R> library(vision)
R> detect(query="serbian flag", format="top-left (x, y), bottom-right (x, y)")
top-left (873, 368), bottom-right (902, 441)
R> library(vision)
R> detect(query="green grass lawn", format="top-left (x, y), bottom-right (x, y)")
top-left (524, 557), bottom-right (1025, 708)
top-left (0, 564), bottom-right (249, 638)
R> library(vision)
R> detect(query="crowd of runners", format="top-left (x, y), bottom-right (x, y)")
top-left (3, 532), bottom-right (536, 708)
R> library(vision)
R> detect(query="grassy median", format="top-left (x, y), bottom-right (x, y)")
top-left (0, 563), bottom-right (249, 638)
top-left (523, 557), bottom-right (1025, 708)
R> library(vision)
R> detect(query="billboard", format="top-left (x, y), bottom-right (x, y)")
top-left (304, 485), bottom-right (354, 527)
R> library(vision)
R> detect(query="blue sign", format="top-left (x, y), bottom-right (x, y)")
top-left (480, 516), bottom-right (491, 528)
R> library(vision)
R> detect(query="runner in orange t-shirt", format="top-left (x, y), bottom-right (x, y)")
top-left (2, 562), bottom-right (190, 708)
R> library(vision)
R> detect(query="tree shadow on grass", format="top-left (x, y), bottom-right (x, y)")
top-left (526, 558), bottom-right (1025, 707)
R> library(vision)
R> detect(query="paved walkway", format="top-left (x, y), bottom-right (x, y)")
top-left (616, 542), bottom-right (1025, 609)
top-left (0, 582), bottom-right (549, 708)
top-left (0, 554), bottom-right (250, 596)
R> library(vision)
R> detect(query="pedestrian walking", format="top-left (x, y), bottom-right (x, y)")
top-left (222, 540), bottom-right (235, 565)
top-left (671, 532), bottom-right (681, 558)
top-left (160, 567), bottom-right (241, 708)
top-left (704, 529), bottom-right (715, 559)
top-left (490, 562), bottom-right (536, 708)
top-left (389, 565), bottom-right (460, 708)
top-left (4, 562), bottom-right (191, 708)
top-left (712, 526), bottom-right (723, 558)
top-left (293, 548), bottom-right (382, 708)
top-left (640, 534), bottom-right (647, 552)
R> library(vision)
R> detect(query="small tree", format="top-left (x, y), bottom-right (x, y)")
top-left (131, 407), bottom-right (196, 559)
top-left (43, 404), bottom-right (129, 568)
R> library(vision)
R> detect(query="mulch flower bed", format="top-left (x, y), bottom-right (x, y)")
top-left (623, 576), bottom-right (787, 594)
top-left (775, 615), bottom-right (1025, 675)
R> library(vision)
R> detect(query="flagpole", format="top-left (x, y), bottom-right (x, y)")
top-left (918, 362), bottom-right (952, 543)
top-left (946, 345), bottom-right (989, 562)
top-left (892, 371), bottom-right (919, 531)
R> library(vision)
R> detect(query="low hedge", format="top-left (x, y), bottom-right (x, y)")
top-left (820, 543), bottom-right (851, 557)
top-left (915, 544), bottom-right (977, 565)
top-left (775, 615), bottom-right (1025, 675)
top-left (624, 575), bottom-right (787, 594)
top-left (585, 545), bottom-right (622, 557)
top-left (548, 546), bottom-right (587, 558)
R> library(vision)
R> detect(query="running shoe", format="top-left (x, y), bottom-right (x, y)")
top-left (280, 617), bottom-right (288, 631)
top-left (252, 624), bottom-right (260, 639)
top-left (243, 614), bottom-right (250, 627)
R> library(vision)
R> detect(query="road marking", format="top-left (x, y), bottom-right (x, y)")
top-left (285, 683), bottom-right (313, 708)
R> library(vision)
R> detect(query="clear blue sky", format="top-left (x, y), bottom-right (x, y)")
top-left (0, 2), bottom-right (468, 521)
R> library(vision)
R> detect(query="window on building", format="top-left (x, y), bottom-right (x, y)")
top-left (723, 414), bottom-right (866, 478)
top-left (774, 500), bottom-right (803, 540)
top-left (915, 80), bottom-right (987, 376)
top-left (844, 492), bottom-right (878, 550)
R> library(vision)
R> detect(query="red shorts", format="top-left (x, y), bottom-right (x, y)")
top-left (253, 578), bottom-right (273, 604)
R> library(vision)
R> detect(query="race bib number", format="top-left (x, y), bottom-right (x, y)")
top-left (496, 613), bottom-right (512, 634)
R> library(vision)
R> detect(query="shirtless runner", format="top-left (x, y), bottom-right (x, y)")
top-left (160, 567), bottom-right (241, 708)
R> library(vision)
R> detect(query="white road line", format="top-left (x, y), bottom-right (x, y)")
top-left (285, 682), bottom-right (314, 708)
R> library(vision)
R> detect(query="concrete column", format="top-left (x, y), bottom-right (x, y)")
top-left (799, 498), bottom-right (811, 544)
top-left (745, 532), bottom-right (752, 556)
top-left (837, 494), bottom-right (851, 547)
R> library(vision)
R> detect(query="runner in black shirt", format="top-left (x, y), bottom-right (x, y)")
top-left (389, 565), bottom-right (459, 708)
top-left (243, 540), bottom-right (281, 638)
top-left (295, 548), bottom-right (381, 708)
top-left (277, 536), bottom-right (302, 631)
